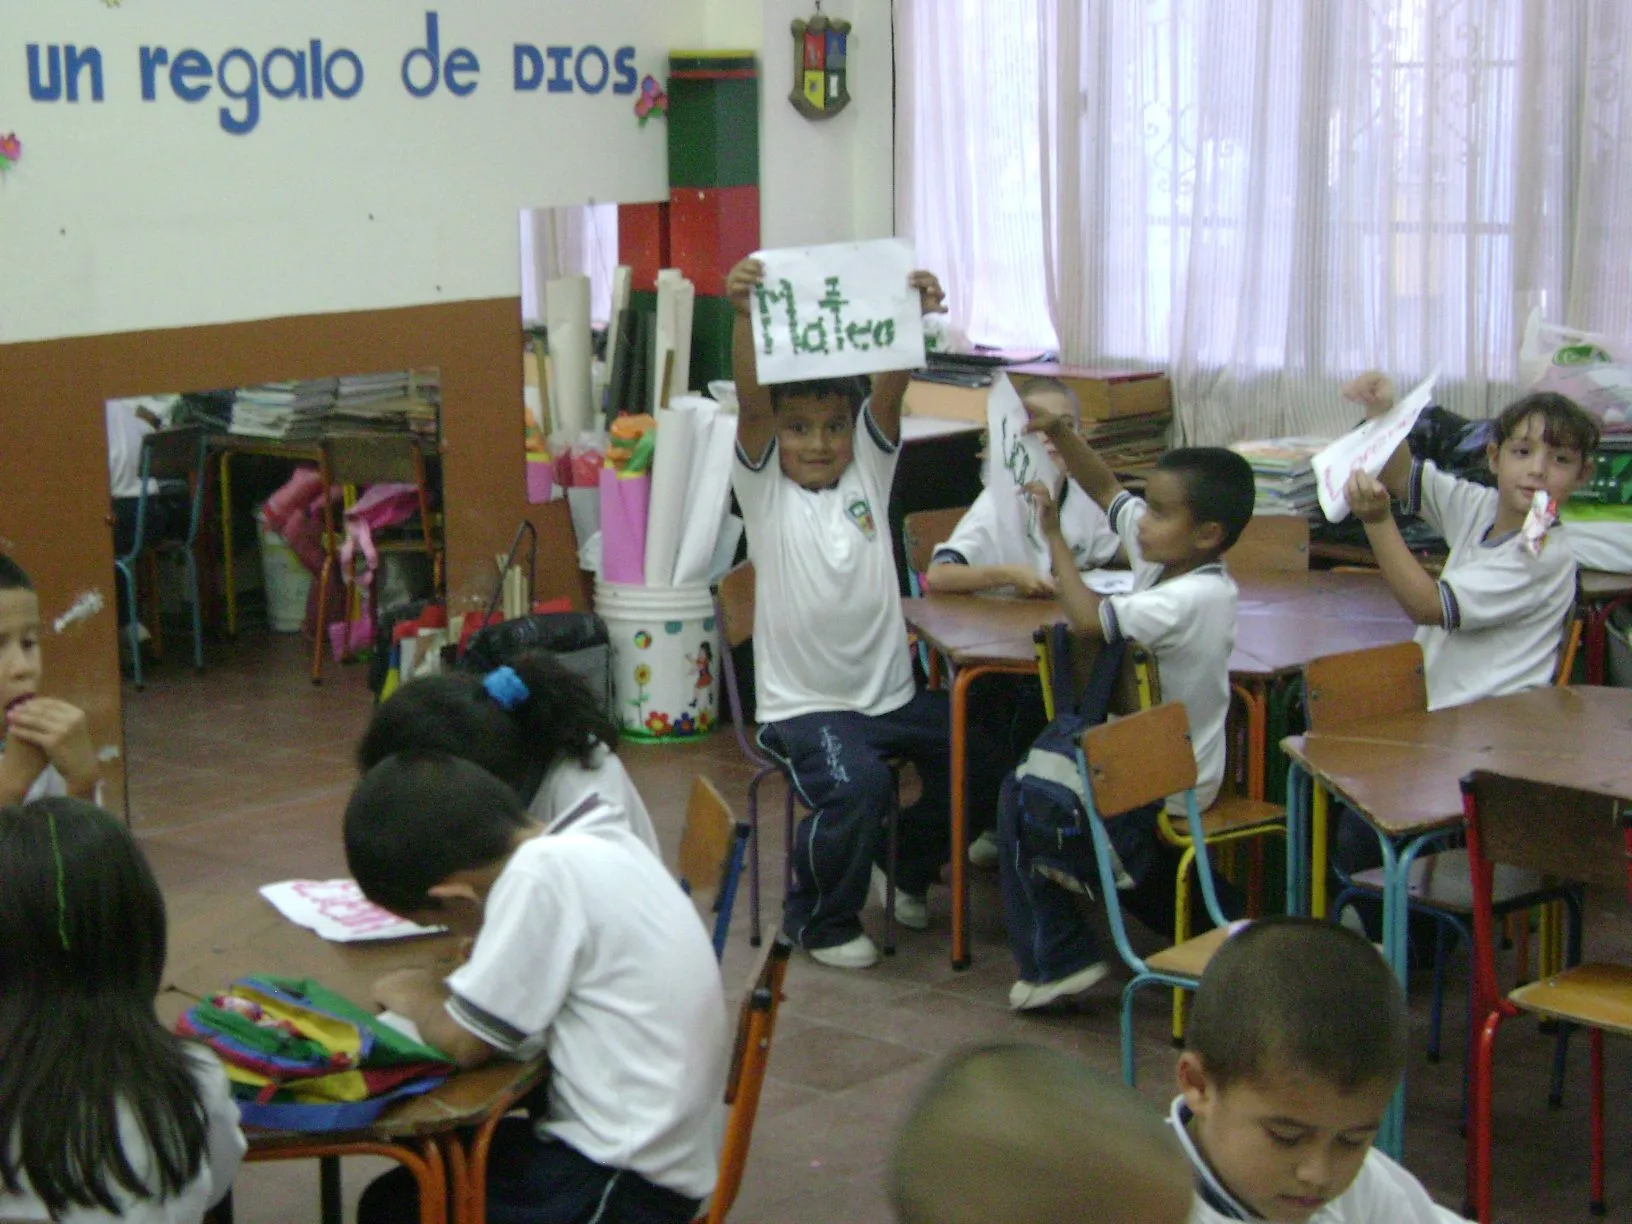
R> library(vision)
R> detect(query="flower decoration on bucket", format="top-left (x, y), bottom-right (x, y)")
top-left (0, 134), bottom-right (21, 176)
top-left (634, 74), bottom-right (668, 126)
top-left (483, 665), bottom-right (531, 712)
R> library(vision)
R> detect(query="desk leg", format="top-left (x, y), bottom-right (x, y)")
top-left (1283, 764), bottom-right (1307, 917)
top-left (1311, 785), bottom-right (1329, 919)
top-left (949, 665), bottom-right (978, 970)
top-left (220, 453), bottom-right (237, 637)
top-left (320, 1156), bottom-right (342, 1224)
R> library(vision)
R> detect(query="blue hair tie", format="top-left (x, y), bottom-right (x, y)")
top-left (483, 665), bottom-right (530, 711)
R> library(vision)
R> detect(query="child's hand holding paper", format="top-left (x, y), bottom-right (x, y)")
top-left (1312, 367), bottom-right (1440, 522)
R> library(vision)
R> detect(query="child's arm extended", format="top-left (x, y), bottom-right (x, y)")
top-left (1026, 482), bottom-right (1106, 636)
top-left (4, 698), bottom-right (98, 799)
top-left (1023, 396), bottom-right (1123, 512)
top-left (1342, 370), bottom-right (1412, 499)
top-left (727, 258), bottom-right (777, 463)
top-left (924, 562), bottom-right (1055, 598)
top-left (372, 967), bottom-right (495, 1069)
top-left (1346, 470), bottom-right (1444, 626)
top-left (868, 271), bottom-right (948, 446)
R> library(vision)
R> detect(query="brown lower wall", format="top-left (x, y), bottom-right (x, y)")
top-left (0, 297), bottom-right (585, 812)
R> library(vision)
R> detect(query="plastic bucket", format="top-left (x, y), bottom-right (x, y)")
top-left (258, 518), bottom-right (313, 633)
top-left (595, 580), bottom-right (719, 741)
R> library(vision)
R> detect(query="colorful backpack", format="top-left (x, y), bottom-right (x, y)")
top-left (177, 976), bottom-right (455, 1132)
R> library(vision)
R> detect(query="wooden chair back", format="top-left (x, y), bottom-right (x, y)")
top-left (140, 425), bottom-right (208, 484)
top-left (703, 936), bottom-right (793, 1224)
top-left (715, 561), bottom-right (756, 650)
top-left (1225, 515), bottom-right (1310, 573)
top-left (1464, 771), bottom-right (1632, 895)
top-left (1043, 626), bottom-right (1161, 720)
top-left (902, 506), bottom-right (969, 578)
top-left (322, 432), bottom-right (427, 487)
top-left (1081, 702), bottom-right (1197, 819)
top-left (1302, 641), bottom-right (1426, 732)
top-left (678, 776), bottom-right (735, 901)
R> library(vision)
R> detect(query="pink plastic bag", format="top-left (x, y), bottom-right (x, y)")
top-left (340, 484), bottom-right (421, 584)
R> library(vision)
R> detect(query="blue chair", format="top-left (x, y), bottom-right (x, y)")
top-left (114, 426), bottom-right (208, 690)
top-left (678, 775), bottom-right (753, 960)
top-left (1063, 701), bottom-right (1238, 1085)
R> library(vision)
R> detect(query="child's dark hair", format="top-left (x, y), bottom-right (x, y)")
top-left (769, 375), bottom-right (871, 419)
top-left (1494, 391), bottom-right (1601, 461)
top-left (0, 555), bottom-right (33, 591)
top-left (345, 752), bottom-right (531, 916)
top-left (1186, 916), bottom-right (1408, 1093)
top-left (889, 1041), bottom-right (1190, 1224)
top-left (1156, 446), bottom-right (1257, 552)
top-left (357, 651), bottom-right (618, 806)
top-left (0, 799), bottom-right (209, 1215)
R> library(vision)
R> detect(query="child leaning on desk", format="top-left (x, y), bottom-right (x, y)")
top-left (726, 255), bottom-right (1007, 970)
top-left (925, 376), bottom-right (1123, 869)
top-left (998, 398), bottom-right (1255, 1011)
top-left (345, 752), bottom-right (728, 1224)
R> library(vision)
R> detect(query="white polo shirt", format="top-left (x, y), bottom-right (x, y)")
top-left (1097, 492), bottom-right (1236, 813)
top-left (731, 405), bottom-right (915, 724)
top-left (1405, 461), bottom-right (1577, 711)
top-left (444, 803), bottom-right (728, 1200)
top-left (105, 398), bottom-right (176, 499)
top-left (528, 745), bottom-right (661, 859)
top-left (930, 479), bottom-right (1120, 579)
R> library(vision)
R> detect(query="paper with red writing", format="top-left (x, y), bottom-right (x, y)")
top-left (1311, 367), bottom-right (1439, 522)
top-left (259, 879), bottom-right (445, 943)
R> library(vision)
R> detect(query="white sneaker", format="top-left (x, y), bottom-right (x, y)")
top-left (871, 865), bottom-right (929, 931)
top-left (1009, 961), bottom-right (1110, 1012)
top-left (967, 829), bottom-right (1001, 868)
top-left (808, 933), bottom-right (881, 970)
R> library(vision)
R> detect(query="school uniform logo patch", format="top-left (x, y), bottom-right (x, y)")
top-left (846, 498), bottom-right (877, 540)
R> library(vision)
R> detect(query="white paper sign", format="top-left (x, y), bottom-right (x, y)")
top-left (260, 879), bottom-right (445, 943)
top-left (1311, 368), bottom-right (1439, 522)
top-left (749, 238), bottom-right (926, 384)
top-left (985, 374), bottom-right (1061, 557)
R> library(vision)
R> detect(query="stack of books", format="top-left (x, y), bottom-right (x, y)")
top-left (229, 380), bottom-right (337, 439)
top-left (330, 370), bottom-right (441, 437)
top-left (1230, 437), bottom-right (1327, 520)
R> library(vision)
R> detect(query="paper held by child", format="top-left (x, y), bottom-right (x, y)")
top-left (1311, 367), bottom-right (1440, 522)
top-left (260, 878), bottom-right (445, 942)
top-left (748, 237), bottom-right (927, 384)
top-left (986, 374), bottom-right (1061, 558)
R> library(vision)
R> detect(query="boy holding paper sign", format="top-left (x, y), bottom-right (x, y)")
top-left (726, 254), bottom-right (1005, 969)
top-left (1340, 372), bottom-right (1599, 710)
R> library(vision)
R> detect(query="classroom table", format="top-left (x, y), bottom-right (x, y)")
top-left (1279, 685), bottom-right (1632, 1159)
top-left (163, 907), bottom-right (545, 1224)
top-left (902, 569), bottom-right (1411, 969)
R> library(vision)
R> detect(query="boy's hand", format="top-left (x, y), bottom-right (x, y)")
top-left (6, 698), bottom-right (98, 796)
top-left (726, 258), bottom-right (765, 317)
top-left (908, 270), bottom-right (947, 316)
top-left (0, 736), bottom-right (49, 805)
top-left (1023, 482), bottom-right (1064, 539)
top-left (1021, 394), bottom-right (1076, 441)
top-left (1345, 470), bottom-right (1394, 524)
top-left (1342, 370), bottom-right (1396, 420)
top-left (1007, 567), bottom-right (1057, 599)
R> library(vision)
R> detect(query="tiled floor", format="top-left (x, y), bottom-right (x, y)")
top-left (127, 633), bottom-right (1632, 1222)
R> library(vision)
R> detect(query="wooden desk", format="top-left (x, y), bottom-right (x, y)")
top-left (1279, 686), bottom-right (1632, 1159)
top-left (165, 910), bottom-right (543, 1224)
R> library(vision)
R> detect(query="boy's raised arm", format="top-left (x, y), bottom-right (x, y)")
top-left (869, 270), bottom-right (947, 446)
top-left (1026, 483), bottom-right (1106, 636)
top-left (728, 258), bottom-right (776, 462)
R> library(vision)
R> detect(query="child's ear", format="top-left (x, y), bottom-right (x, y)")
top-left (1194, 520), bottom-right (1226, 554)
top-left (1486, 438), bottom-right (1501, 474)
top-left (426, 880), bottom-right (483, 927)
top-left (1176, 1051), bottom-right (1216, 1116)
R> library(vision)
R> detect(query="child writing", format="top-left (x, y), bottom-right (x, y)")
top-left (0, 556), bottom-right (100, 805)
top-left (0, 798), bottom-right (245, 1223)
top-left (356, 651), bottom-right (661, 857)
top-left (1173, 917), bottom-right (1461, 1222)
top-left (999, 402), bottom-right (1255, 1010)
top-left (1342, 374), bottom-right (1599, 710)
top-left (726, 255), bottom-right (1007, 968)
top-left (889, 1041), bottom-right (1193, 1224)
top-left (345, 752), bottom-right (727, 1224)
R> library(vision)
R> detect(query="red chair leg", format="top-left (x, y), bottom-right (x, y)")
top-left (1591, 1027), bottom-right (1606, 1216)
top-left (1471, 1012), bottom-right (1503, 1224)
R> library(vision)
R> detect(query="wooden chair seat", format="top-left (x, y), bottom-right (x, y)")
top-left (1347, 850), bottom-right (1560, 915)
top-left (1144, 924), bottom-right (1237, 980)
top-left (1509, 963), bottom-right (1632, 1037)
top-left (1198, 796), bottom-right (1285, 838)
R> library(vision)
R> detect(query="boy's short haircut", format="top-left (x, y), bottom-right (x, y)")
top-left (1156, 446), bottom-right (1257, 552)
top-left (344, 752), bottom-right (531, 916)
top-left (1186, 916), bottom-right (1408, 1093)
top-left (1494, 391), bottom-right (1601, 461)
top-left (0, 556), bottom-right (33, 591)
top-left (1014, 375), bottom-right (1083, 420)
top-left (889, 1041), bottom-right (1192, 1224)
top-left (768, 375), bottom-right (871, 419)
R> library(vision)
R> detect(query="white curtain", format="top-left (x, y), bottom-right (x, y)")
top-left (518, 203), bottom-right (620, 326)
top-left (901, 1), bottom-right (1632, 443)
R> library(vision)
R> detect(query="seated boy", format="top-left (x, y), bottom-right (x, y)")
top-left (889, 1041), bottom-right (1192, 1224)
top-left (1174, 917), bottom-right (1461, 1222)
top-left (927, 375), bottom-right (1122, 868)
top-left (345, 752), bottom-right (728, 1224)
top-left (727, 255), bottom-right (1005, 969)
top-left (999, 401), bottom-right (1254, 1010)
top-left (0, 555), bottom-right (100, 805)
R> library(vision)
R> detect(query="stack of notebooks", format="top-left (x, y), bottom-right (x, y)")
top-left (330, 370), bottom-right (441, 437)
top-left (229, 380), bottom-right (337, 439)
top-left (1230, 437), bottom-right (1326, 520)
